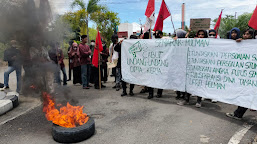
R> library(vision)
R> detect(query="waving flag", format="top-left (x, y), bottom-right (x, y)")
top-left (143, 0), bottom-right (155, 33)
top-left (214, 10), bottom-right (223, 37)
top-left (92, 30), bottom-right (103, 68)
top-left (249, 6), bottom-right (257, 30)
top-left (153, 0), bottom-right (171, 31)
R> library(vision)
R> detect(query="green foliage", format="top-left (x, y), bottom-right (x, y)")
top-left (69, 0), bottom-right (106, 43)
top-left (89, 27), bottom-right (97, 41)
top-left (91, 9), bottom-right (120, 46)
top-left (213, 13), bottom-right (253, 38)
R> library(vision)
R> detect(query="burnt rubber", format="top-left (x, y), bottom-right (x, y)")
top-left (52, 117), bottom-right (95, 143)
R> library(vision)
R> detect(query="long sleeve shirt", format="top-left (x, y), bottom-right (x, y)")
top-left (79, 43), bottom-right (91, 65)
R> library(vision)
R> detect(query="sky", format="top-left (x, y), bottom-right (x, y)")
top-left (49, 0), bottom-right (257, 33)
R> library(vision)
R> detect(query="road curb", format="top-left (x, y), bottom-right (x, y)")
top-left (0, 95), bottom-right (19, 116)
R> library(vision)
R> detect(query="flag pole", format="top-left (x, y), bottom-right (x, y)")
top-left (98, 47), bottom-right (101, 90)
top-left (170, 15), bottom-right (176, 34)
top-left (149, 24), bottom-right (152, 39)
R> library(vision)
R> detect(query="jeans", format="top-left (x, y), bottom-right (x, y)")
top-left (81, 64), bottom-right (90, 87)
top-left (4, 66), bottom-right (22, 93)
top-left (61, 67), bottom-right (67, 85)
top-left (116, 68), bottom-right (121, 85)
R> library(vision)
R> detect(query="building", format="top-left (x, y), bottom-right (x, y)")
top-left (118, 23), bottom-right (143, 39)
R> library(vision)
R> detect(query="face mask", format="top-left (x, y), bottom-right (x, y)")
top-left (208, 35), bottom-right (215, 38)
top-left (90, 42), bottom-right (95, 46)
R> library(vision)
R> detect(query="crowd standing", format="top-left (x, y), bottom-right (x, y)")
top-left (1, 27), bottom-right (256, 121)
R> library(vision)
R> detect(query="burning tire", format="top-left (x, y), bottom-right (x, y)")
top-left (52, 117), bottom-right (95, 143)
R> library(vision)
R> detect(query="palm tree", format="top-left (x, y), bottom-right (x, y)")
top-left (71, 0), bottom-right (104, 43)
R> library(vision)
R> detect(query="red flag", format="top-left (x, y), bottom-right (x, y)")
top-left (153, 0), bottom-right (171, 31)
top-left (143, 0), bottom-right (155, 33)
top-left (214, 10), bottom-right (223, 38)
top-left (92, 30), bottom-right (103, 68)
top-left (249, 6), bottom-right (257, 30)
top-left (145, 0), bottom-right (155, 17)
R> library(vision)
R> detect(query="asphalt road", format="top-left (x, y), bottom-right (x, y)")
top-left (0, 76), bottom-right (256, 144)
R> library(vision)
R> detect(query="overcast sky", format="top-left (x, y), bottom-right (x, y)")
top-left (49, 0), bottom-right (257, 33)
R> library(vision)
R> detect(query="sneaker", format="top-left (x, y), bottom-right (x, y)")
top-left (112, 85), bottom-right (117, 89)
top-left (129, 91), bottom-right (134, 96)
top-left (211, 100), bottom-right (217, 103)
top-left (88, 84), bottom-right (92, 87)
top-left (101, 85), bottom-right (106, 88)
top-left (226, 113), bottom-right (242, 120)
top-left (0, 86), bottom-right (9, 91)
top-left (140, 89), bottom-right (146, 93)
top-left (195, 102), bottom-right (201, 108)
top-left (177, 100), bottom-right (189, 106)
top-left (156, 94), bottom-right (162, 98)
top-left (147, 94), bottom-right (153, 99)
top-left (121, 92), bottom-right (127, 96)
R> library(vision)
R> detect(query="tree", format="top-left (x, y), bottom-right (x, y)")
top-left (71, 0), bottom-right (105, 43)
top-left (213, 13), bottom-right (253, 38)
top-left (91, 9), bottom-right (120, 46)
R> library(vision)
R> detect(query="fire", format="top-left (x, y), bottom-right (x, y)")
top-left (42, 92), bottom-right (89, 128)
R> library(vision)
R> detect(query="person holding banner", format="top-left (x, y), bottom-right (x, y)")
top-left (229, 27), bottom-right (240, 40)
top-left (148, 30), bottom-right (164, 99)
top-left (117, 35), bottom-right (137, 97)
top-left (226, 28), bottom-right (255, 120)
top-left (177, 30), bottom-right (208, 108)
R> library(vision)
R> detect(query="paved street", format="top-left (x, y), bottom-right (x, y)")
top-left (0, 65), bottom-right (257, 144)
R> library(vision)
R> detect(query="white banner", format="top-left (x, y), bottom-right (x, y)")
top-left (122, 39), bottom-right (257, 110)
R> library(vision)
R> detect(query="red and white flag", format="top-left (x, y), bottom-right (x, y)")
top-left (214, 10), bottom-right (223, 38)
top-left (92, 30), bottom-right (103, 68)
top-left (249, 6), bottom-right (257, 30)
top-left (143, 0), bottom-right (155, 33)
top-left (153, 0), bottom-right (171, 31)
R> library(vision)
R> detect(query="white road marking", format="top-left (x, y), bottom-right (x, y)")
top-left (228, 123), bottom-right (254, 144)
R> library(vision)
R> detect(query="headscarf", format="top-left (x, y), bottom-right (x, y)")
top-left (197, 30), bottom-right (208, 38)
top-left (176, 29), bottom-right (187, 38)
top-left (69, 42), bottom-right (80, 58)
top-left (229, 27), bottom-right (240, 39)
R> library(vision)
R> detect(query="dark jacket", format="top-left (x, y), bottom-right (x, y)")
top-left (4, 47), bottom-right (21, 67)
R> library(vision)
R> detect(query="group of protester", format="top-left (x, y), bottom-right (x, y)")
top-left (0, 27), bottom-right (256, 121)
top-left (109, 27), bottom-right (256, 121)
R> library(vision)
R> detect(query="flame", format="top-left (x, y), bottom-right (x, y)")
top-left (42, 92), bottom-right (89, 128)
top-left (30, 85), bottom-right (37, 89)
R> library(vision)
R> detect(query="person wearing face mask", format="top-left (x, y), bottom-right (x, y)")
top-left (226, 28), bottom-right (255, 120)
top-left (208, 29), bottom-right (216, 38)
top-left (68, 42), bottom-right (82, 85)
